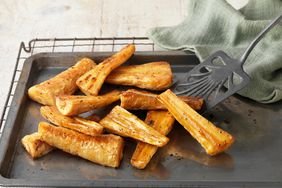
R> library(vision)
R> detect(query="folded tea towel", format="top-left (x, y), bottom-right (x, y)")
top-left (147, 0), bottom-right (282, 103)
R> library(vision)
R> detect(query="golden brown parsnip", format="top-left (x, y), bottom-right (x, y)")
top-left (55, 90), bottom-right (121, 116)
top-left (28, 58), bottom-right (96, 105)
top-left (120, 89), bottom-right (203, 110)
top-left (157, 90), bottom-right (234, 156)
top-left (38, 122), bottom-right (124, 168)
top-left (76, 44), bottom-right (135, 96)
top-left (21, 132), bottom-right (54, 159)
top-left (73, 117), bottom-right (103, 129)
top-left (40, 106), bottom-right (103, 136)
top-left (106, 62), bottom-right (172, 90)
top-left (131, 111), bottom-right (175, 169)
top-left (99, 106), bottom-right (169, 147)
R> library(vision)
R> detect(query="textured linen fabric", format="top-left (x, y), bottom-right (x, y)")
top-left (147, 0), bottom-right (282, 103)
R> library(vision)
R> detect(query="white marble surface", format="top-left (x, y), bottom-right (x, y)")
top-left (0, 0), bottom-right (248, 117)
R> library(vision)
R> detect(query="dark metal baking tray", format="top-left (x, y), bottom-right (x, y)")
top-left (0, 51), bottom-right (281, 187)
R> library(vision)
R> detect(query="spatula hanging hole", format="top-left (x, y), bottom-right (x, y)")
top-left (212, 57), bottom-right (226, 66)
top-left (232, 72), bottom-right (243, 85)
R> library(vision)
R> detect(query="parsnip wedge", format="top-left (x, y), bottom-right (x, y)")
top-left (131, 111), bottom-right (175, 169)
top-left (157, 90), bottom-right (234, 156)
top-left (38, 122), bottom-right (124, 168)
top-left (55, 90), bottom-right (121, 116)
top-left (120, 89), bottom-right (203, 110)
top-left (76, 44), bottom-right (135, 96)
top-left (99, 106), bottom-right (169, 147)
top-left (106, 62), bottom-right (172, 90)
top-left (21, 132), bottom-right (54, 159)
top-left (28, 58), bottom-right (96, 105)
top-left (40, 106), bottom-right (103, 136)
top-left (73, 117), bottom-right (103, 129)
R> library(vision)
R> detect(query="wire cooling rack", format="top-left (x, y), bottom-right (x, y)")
top-left (0, 37), bottom-right (155, 137)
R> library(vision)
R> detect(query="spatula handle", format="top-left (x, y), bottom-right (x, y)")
top-left (240, 13), bottom-right (282, 65)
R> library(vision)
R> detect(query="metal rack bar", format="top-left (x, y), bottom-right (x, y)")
top-left (0, 37), bottom-right (153, 137)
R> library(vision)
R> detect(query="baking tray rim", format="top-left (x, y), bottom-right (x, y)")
top-left (0, 176), bottom-right (281, 187)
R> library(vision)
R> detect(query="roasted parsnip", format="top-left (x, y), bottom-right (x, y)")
top-left (55, 90), bottom-right (121, 116)
top-left (38, 122), bottom-right (124, 168)
top-left (76, 44), bottom-right (135, 96)
top-left (73, 117), bottom-right (103, 129)
top-left (106, 62), bottom-right (172, 90)
top-left (40, 106), bottom-right (103, 136)
top-left (28, 58), bottom-right (96, 105)
top-left (120, 89), bottom-right (203, 110)
top-left (21, 132), bottom-right (54, 159)
top-left (131, 110), bottom-right (175, 169)
top-left (157, 90), bottom-right (234, 156)
top-left (99, 106), bottom-right (169, 147)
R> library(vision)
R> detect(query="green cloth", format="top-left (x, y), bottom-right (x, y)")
top-left (147, 0), bottom-right (282, 103)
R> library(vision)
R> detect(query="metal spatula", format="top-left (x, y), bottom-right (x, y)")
top-left (173, 13), bottom-right (282, 112)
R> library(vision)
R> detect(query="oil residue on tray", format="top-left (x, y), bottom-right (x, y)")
top-left (159, 126), bottom-right (234, 169)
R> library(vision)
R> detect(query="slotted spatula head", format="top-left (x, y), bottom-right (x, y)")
top-left (173, 13), bottom-right (282, 113)
top-left (173, 51), bottom-right (250, 112)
